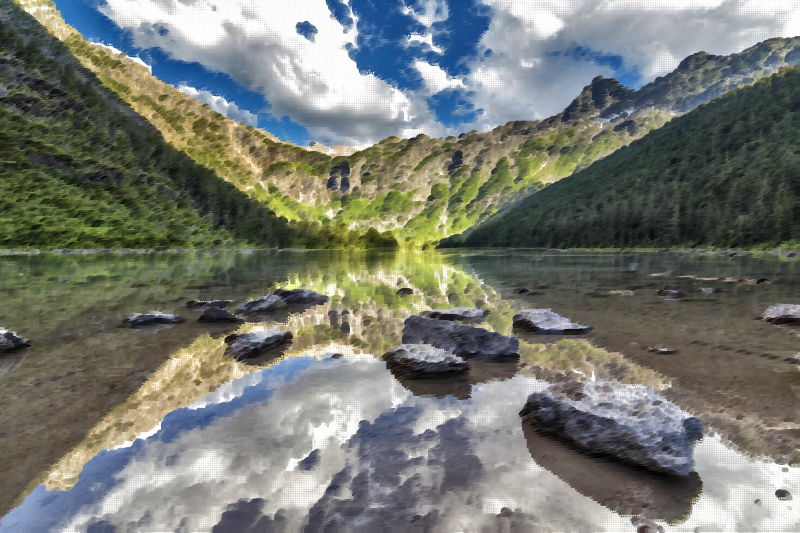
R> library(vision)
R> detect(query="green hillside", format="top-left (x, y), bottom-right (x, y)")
top-left (0, 1), bottom-right (397, 250)
top-left (13, 0), bottom-right (800, 248)
top-left (440, 66), bottom-right (800, 250)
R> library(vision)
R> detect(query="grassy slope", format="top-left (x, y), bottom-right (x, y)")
top-left (12, 0), bottom-right (800, 246)
top-left (443, 66), bottom-right (800, 250)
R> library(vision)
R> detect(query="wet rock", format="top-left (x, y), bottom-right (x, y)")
top-left (517, 288), bottom-right (531, 294)
top-left (512, 309), bottom-right (592, 335)
top-left (776, 489), bottom-right (792, 500)
top-left (234, 295), bottom-right (286, 315)
top-left (198, 306), bottom-right (244, 323)
top-left (396, 288), bottom-right (414, 296)
top-left (273, 288), bottom-right (329, 306)
top-left (185, 300), bottom-right (231, 310)
top-left (0, 329), bottom-right (30, 352)
top-left (762, 304), bottom-right (800, 325)
top-left (402, 315), bottom-right (519, 361)
top-left (383, 345), bottom-right (469, 380)
top-left (223, 328), bottom-right (293, 361)
top-left (519, 380), bottom-right (704, 476)
top-left (420, 307), bottom-right (489, 324)
top-left (123, 313), bottom-right (184, 327)
top-left (656, 289), bottom-right (681, 299)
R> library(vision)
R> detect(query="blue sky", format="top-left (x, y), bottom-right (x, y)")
top-left (51, 0), bottom-right (799, 147)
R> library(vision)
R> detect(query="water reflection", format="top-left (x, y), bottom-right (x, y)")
top-left (0, 249), bottom-right (797, 531)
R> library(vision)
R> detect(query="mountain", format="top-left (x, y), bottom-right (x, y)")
top-left (11, 0), bottom-right (800, 247)
top-left (439, 65), bottom-right (800, 250)
top-left (0, 0), bottom-right (399, 250)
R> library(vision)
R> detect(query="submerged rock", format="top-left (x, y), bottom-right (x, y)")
top-left (762, 304), bottom-right (800, 325)
top-left (123, 313), bottom-right (184, 327)
top-left (234, 295), bottom-right (286, 315)
top-left (223, 328), bottom-right (293, 361)
top-left (420, 307), bottom-right (489, 323)
top-left (519, 380), bottom-right (704, 476)
top-left (185, 300), bottom-right (231, 310)
top-left (402, 315), bottom-right (519, 361)
top-left (273, 288), bottom-right (329, 306)
top-left (656, 289), bottom-right (681, 299)
top-left (0, 328), bottom-right (30, 352)
top-left (383, 344), bottom-right (469, 380)
top-left (198, 306), bottom-right (244, 323)
top-left (512, 309), bottom-right (592, 335)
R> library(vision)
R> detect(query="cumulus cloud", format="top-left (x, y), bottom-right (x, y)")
top-left (177, 84), bottom-right (259, 126)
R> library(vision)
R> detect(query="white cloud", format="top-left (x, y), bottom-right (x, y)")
top-left (413, 60), bottom-right (465, 93)
top-left (177, 84), bottom-right (259, 126)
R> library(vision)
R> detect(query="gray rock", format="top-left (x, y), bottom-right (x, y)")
top-left (223, 328), bottom-right (293, 361)
top-left (198, 306), bottom-right (244, 323)
top-left (123, 313), bottom-right (184, 327)
top-left (512, 309), bottom-right (592, 335)
top-left (402, 315), bottom-right (519, 361)
top-left (234, 295), bottom-right (286, 315)
top-left (0, 329), bottom-right (30, 352)
top-left (420, 307), bottom-right (489, 323)
top-left (185, 300), bottom-right (231, 310)
top-left (762, 304), bottom-right (800, 325)
top-left (519, 380), bottom-right (703, 476)
top-left (776, 489), bottom-right (792, 500)
top-left (273, 288), bottom-right (329, 306)
top-left (383, 345), bottom-right (469, 380)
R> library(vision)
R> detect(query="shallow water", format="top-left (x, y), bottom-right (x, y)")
top-left (0, 249), bottom-right (797, 532)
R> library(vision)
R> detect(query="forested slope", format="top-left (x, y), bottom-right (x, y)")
top-left (440, 66), bottom-right (800, 250)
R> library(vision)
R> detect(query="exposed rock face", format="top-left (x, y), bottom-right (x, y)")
top-left (123, 313), bottom-right (184, 327)
top-left (519, 380), bottom-right (703, 476)
top-left (762, 304), bottom-right (800, 325)
top-left (383, 344), bottom-right (469, 380)
top-left (234, 295), bottom-right (286, 315)
top-left (273, 289), bottom-right (329, 306)
top-left (420, 307), bottom-right (489, 323)
top-left (223, 328), bottom-right (293, 361)
top-left (512, 309), bottom-right (592, 335)
top-left (402, 315), bottom-right (519, 361)
top-left (185, 300), bottom-right (231, 310)
top-left (0, 329), bottom-right (30, 352)
top-left (198, 306), bottom-right (244, 323)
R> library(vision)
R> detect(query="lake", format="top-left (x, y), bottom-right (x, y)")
top-left (0, 249), bottom-right (797, 532)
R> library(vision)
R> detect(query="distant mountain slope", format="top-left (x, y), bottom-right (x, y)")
top-left (440, 66), bottom-right (800, 250)
top-left (14, 0), bottom-right (800, 246)
top-left (0, 1), bottom-right (380, 250)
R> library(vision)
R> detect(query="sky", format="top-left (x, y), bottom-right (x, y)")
top-left (54, 0), bottom-right (800, 147)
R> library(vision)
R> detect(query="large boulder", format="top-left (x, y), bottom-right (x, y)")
top-left (185, 300), bottom-right (231, 310)
top-left (0, 329), bottom-right (30, 352)
top-left (198, 306), bottom-right (244, 324)
top-left (402, 315), bottom-right (519, 361)
top-left (420, 307), bottom-right (489, 324)
top-left (273, 288), bottom-right (329, 306)
top-left (762, 304), bottom-right (800, 325)
top-left (234, 295), bottom-right (286, 315)
top-left (123, 313), bottom-right (184, 327)
top-left (383, 344), bottom-right (469, 380)
top-left (223, 328), bottom-right (293, 361)
top-left (519, 380), bottom-right (703, 476)
top-left (512, 309), bottom-right (592, 335)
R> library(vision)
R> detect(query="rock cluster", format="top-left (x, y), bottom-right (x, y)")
top-left (519, 380), bottom-right (703, 476)
top-left (512, 309), bottom-right (592, 335)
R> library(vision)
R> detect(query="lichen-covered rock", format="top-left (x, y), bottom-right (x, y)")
top-left (762, 304), bottom-right (800, 325)
top-left (0, 328), bottom-right (30, 352)
top-left (223, 328), bottom-right (293, 361)
top-left (402, 315), bottom-right (519, 361)
top-left (519, 380), bottom-right (703, 476)
top-left (123, 313), bottom-right (184, 327)
top-left (198, 306), bottom-right (244, 323)
top-left (383, 344), bottom-right (469, 380)
top-left (185, 300), bottom-right (231, 310)
top-left (420, 307), bottom-right (489, 323)
top-left (234, 295), bottom-right (286, 315)
top-left (512, 309), bottom-right (592, 335)
top-left (273, 288), bottom-right (329, 306)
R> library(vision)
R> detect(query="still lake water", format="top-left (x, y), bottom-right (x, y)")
top-left (0, 249), bottom-right (797, 532)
